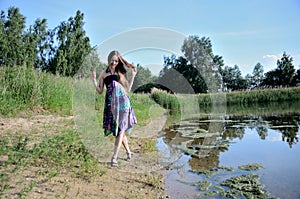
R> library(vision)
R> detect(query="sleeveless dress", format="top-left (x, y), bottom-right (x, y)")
top-left (103, 74), bottom-right (137, 136)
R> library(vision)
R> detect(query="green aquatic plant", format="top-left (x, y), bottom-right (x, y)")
top-left (205, 190), bottom-right (219, 197)
top-left (178, 162), bottom-right (279, 199)
top-left (198, 180), bottom-right (212, 191)
top-left (190, 169), bottom-right (221, 178)
top-left (218, 166), bottom-right (235, 172)
top-left (177, 179), bottom-right (211, 191)
top-left (220, 174), bottom-right (274, 199)
top-left (238, 163), bottom-right (264, 171)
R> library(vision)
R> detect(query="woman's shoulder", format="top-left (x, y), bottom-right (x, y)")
top-left (100, 70), bottom-right (109, 78)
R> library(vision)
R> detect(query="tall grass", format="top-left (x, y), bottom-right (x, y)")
top-left (225, 87), bottom-right (300, 105)
top-left (0, 67), bottom-right (73, 116)
top-left (150, 88), bottom-right (180, 112)
top-left (150, 87), bottom-right (300, 110)
top-left (0, 66), bottom-right (165, 124)
top-left (130, 93), bottom-right (165, 126)
top-left (199, 87), bottom-right (300, 106)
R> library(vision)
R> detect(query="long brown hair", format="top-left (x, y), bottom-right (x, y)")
top-left (106, 50), bottom-right (135, 92)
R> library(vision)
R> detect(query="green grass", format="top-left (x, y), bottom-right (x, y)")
top-left (199, 87), bottom-right (300, 106)
top-left (141, 139), bottom-right (157, 153)
top-left (130, 93), bottom-right (162, 126)
top-left (0, 66), bottom-right (73, 116)
top-left (150, 88), bottom-right (180, 113)
top-left (150, 87), bottom-right (300, 111)
top-left (0, 67), bottom-right (164, 175)
top-left (0, 66), bottom-right (166, 197)
top-left (0, 127), bottom-right (105, 180)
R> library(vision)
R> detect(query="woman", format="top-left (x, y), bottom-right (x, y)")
top-left (91, 50), bottom-right (137, 167)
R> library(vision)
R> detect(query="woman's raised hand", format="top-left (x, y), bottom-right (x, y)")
top-left (132, 66), bottom-right (137, 73)
top-left (91, 70), bottom-right (97, 80)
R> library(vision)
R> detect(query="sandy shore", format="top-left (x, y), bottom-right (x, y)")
top-left (0, 110), bottom-right (169, 199)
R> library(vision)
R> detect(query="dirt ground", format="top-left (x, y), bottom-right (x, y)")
top-left (0, 111), bottom-right (170, 199)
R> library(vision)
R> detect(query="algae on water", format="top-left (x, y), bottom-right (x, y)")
top-left (220, 174), bottom-right (276, 199)
top-left (238, 163), bottom-right (264, 171)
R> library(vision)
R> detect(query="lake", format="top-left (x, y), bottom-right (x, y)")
top-left (157, 101), bottom-right (300, 199)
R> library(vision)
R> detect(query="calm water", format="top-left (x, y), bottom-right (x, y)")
top-left (157, 101), bottom-right (300, 199)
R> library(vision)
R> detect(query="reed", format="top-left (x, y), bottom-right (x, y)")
top-left (150, 87), bottom-right (300, 110)
top-left (150, 88), bottom-right (180, 112)
top-left (0, 67), bottom-right (73, 116)
top-left (0, 66), bottom-right (162, 128)
top-left (224, 87), bottom-right (300, 105)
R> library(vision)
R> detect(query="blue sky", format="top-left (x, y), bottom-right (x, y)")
top-left (1, 0), bottom-right (300, 76)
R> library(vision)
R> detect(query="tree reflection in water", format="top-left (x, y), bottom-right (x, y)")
top-left (161, 113), bottom-right (300, 171)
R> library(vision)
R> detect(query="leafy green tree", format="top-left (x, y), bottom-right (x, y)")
top-left (22, 26), bottom-right (37, 67)
top-left (262, 70), bottom-right (277, 88)
top-left (220, 65), bottom-right (247, 91)
top-left (32, 18), bottom-right (50, 70)
top-left (0, 11), bottom-right (7, 66)
top-left (78, 47), bottom-right (106, 78)
top-left (0, 7), bottom-right (44, 68)
top-left (158, 55), bottom-right (207, 93)
top-left (181, 35), bottom-right (223, 92)
top-left (131, 64), bottom-right (157, 92)
top-left (262, 52), bottom-right (295, 87)
top-left (276, 52), bottom-right (295, 86)
top-left (47, 10), bottom-right (92, 76)
top-left (1, 7), bottom-right (26, 66)
top-left (292, 67), bottom-right (300, 86)
top-left (247, 62), bottom-right (264, 89)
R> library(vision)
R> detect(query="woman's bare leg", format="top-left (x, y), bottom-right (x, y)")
top-left (122, 134), bottom-right (132, 161)
top-left (111, 132), bottom-right (124, 166)
top-left (122, 134), bottom-right (130, 153)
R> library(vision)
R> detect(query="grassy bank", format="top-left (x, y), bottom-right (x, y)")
top-left (150, 87), bottom-right (300, 112)
top-left (205, 87), bottom-right (300, 106)
top-left (0, 67), bottom-right (165, 198)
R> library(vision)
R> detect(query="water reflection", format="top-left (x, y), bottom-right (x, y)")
top-left (159, 101), bottom-right (300, 198)
top-left (161, 113), bottom-right (300, 172)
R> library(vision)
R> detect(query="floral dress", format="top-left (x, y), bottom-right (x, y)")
top-left (103, 74), bottom-right (137, 136)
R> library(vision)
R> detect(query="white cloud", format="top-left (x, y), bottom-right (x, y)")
top-left (262, 54), bottom-right (280, 61)
top-left (261, 53), bottom-right (300, 71)
top-left (261, 54), bottom-right (281, 72)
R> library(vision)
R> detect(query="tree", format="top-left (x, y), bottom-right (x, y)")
top-left (131, 64), bottom-right (157, 92)
top-left (181, 35), bottom-right (223, 92)
top-left (1, 7), bottom-right (26, 66)
top-left (277, 52), bottom-right (295, 86)
top-left (47, 10), bottom-right (92, 76)
top-left (0, 11), bottom-right (7, 66)
top-left (158, 55), bottom-right (208, 93)
top-left (0, 7), bottom-right (48, 68)
top-left (32, 18), bottom-right (50, 70)
top-left (262, 52), bottom-right (295, 87)
top-left (247, 62), bottom-right (264, 89)
top-left (77, 47), bottom-right (106, 79)
top-left (22, 26), bottom-right (37, 67)
top-left (220, 65), bottom-right (247, 91)
top-left (292, 67), bottom-right (300, 86)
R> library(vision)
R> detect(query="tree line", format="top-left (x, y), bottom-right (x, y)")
top-left (157, 36), bottom-right (300, 93)
top-left (1, 7), bottom-right (300, 94)
top-left (0, 7), bottom-right (92, 76)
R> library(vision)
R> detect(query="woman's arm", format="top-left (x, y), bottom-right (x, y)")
top-left (127, 68), bottom-right (137, 92)
top-left (91, 70), bottom-right (104, 94)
